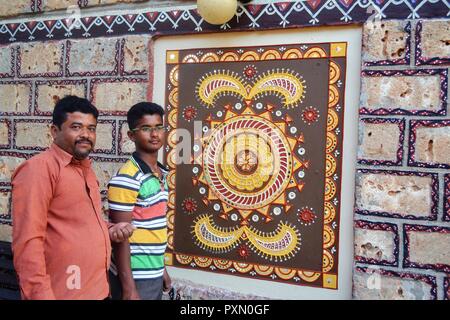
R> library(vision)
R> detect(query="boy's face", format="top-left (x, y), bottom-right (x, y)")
top-left (128, 114), bottom-right (165, 153)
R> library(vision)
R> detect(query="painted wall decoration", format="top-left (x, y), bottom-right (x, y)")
top-left (163, 42), bottom-right (347, 289)
top-left (0, 1), bottom-right (448, 44)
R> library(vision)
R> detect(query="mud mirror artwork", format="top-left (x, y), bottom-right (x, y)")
top-left (164, 42), bottom-right (347, 289)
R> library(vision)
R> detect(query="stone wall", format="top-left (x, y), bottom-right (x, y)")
top-left (0, 34), bottom-right (152, 239)
top-left (354, 19), bottom-right (450, 300)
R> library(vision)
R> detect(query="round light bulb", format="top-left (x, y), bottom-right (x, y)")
top-left (197, 0), bottom-right (238, 25)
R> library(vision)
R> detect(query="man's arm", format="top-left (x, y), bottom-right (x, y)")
top-left (109, 209), bottom-right (140, 300)
top-left (11, 160), bottom-right (56, 300)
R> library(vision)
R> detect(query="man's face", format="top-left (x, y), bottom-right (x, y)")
top-left (128, 114), bottom-right (165, 154)
top-left (51, 112), bottom-right (97, 160)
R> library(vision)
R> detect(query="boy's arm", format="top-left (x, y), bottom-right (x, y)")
top-left (163, 267), bottom-right (172, 292)
top-left (107, 172), bottom-right (140, 299)
top-left (109, 209), bottom-right (140, 300)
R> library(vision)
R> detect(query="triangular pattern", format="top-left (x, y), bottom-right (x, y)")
top-left (0, 1), bottom-right (445, 42)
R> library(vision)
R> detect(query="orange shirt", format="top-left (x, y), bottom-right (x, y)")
top-left (11, 143), bottom-right (111, 300)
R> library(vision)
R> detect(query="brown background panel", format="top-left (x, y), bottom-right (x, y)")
top-left (169, 45), bottom-right (345, 273)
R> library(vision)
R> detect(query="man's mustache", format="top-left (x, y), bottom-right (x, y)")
top-left (75, 139), bottom-right (93, 146)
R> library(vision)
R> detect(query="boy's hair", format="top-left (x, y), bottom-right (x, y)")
top-left (127, 102), bottom-right (165, 130)
top-left (52, 95), bottom-right (99, 129)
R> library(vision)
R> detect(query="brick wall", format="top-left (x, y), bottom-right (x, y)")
top-left (0, 34), bottom-right (152, 240)
top-left (354, 19), bottom-right (450, 300)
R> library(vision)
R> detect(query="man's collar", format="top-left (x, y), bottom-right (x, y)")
top-left (50, 143), bottom-right (92, 168)
top-left (131, 152), bottom-right (168, 175)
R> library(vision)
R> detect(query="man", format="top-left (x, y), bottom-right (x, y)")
top-left (12, 95), bottom-right (135, 300)
top-left (108, 102), bottom-right (171, 300)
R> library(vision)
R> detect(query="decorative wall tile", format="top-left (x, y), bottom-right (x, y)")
top-left (0, 0), bottom-right (33, 19)
top-left (17, 42), bottom-right (64, 78)
top-left (118, 119), bottom-right (133, 155)
top-left (91, 157), bottom-right (126, 194)
top-left (0, 119), bottom-right (11, 149)
top-left (40, 0), bottom-right (81, 12)
top-left (0, 45), bottom-right (15, 78)
top-left (404, 224), bottom-right (450, 273)
top-left (0, 152), bottom-right (30, 187)
top-left (408, 120), bottom-right (450, 169)
top-left (13, 119), bottom-right (52, 151)
top-left (34, 79), bottom-right (88, 115)
top-left (357, 118), bottom-right (404, 166)
top-left (416, 20), bottom-right (450, 66)
top-left (0, 80), bottom-right (32, 115)
top-left (90, 77), bottom-right (148, 115)
top-left (362, 21), bottom-right (411, 66)
top-left (354, 220), bottom-right (399, 267)
top-left (353, 266), bottom-right (437, 300)
top-left (355, 169), bottom-right (438, 221)
top-left (120, 35), bottom-right (151, 76)
top-left (93, 119), bottom-right (116, 155)
top-left (360, 69), bottom-right (447, 116)
top-left (0, 223), bottom-right (12, 241)
top-left (0, 188), bottom-right (11, 220)
top-left (66, 38), bottom-right (120, 77)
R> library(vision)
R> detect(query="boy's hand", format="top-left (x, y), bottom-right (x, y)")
top-left (163, 269), bottom-right (172, 292)
top-left (109, 222), bottom-right (136, 242)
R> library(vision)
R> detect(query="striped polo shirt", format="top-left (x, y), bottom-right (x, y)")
top-left (107, 152), bottom-right (168, 280)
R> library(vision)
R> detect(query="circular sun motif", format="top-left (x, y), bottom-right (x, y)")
top-left (203, 114), bottom-right (292, 211)
top-left (221, 132), bottom-right (274, 192)
top-left (237, 244), bottom-right (250, 259)
top-left (182, 197), bottom-right (198, 214)
top-left (182, 106), bottom-right (197, 122)
top-left (191, 107), bottom-right (307, 260)
top-left (298, 207), bottom-right (316, 226)
top-left (243, 65), bottom-right (257, 79)
top-left (301, 106), bottom-right (320, 125)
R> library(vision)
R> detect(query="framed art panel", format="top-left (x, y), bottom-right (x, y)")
top-left (153, 27), bottom-right (361, 299)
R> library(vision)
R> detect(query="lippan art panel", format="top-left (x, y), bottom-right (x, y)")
top-left (164, 42), bottom-right (346, 289)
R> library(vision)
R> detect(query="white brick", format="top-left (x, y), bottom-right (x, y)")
top-left (356, 173), bottom-right (433, 218)
top-left (354, 228), bottom-right (396, 262)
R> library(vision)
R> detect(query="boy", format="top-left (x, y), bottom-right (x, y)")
top-left (108, 102), bottom-right (171, 300)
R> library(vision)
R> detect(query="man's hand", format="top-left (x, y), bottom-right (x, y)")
top-left (163, 268), bottom-right (172, 292)
top-left (108, 222), bottom-right (136, 243)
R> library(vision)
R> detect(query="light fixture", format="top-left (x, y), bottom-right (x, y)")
top-left (197, 0), bottom-right (238, 25)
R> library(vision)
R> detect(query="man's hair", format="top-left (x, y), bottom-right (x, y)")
top-left (127, 102), bottom-right (165, 130)
top-left (52, 95), bottom-right (99, 128)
